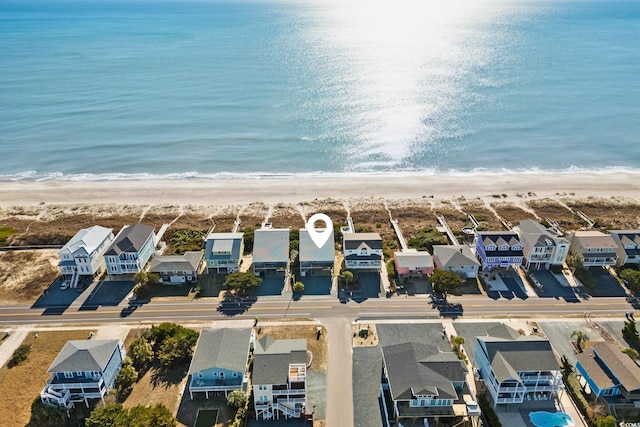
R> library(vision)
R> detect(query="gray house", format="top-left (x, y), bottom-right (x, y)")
top-left (299, 228), bottom-right (335, 277)
top-left (515, 219), bottom-right (570, 270)
top-left (41, 339), bottom-right (125, 409)
top-left (432, 245), bottom-right (480, 279)
top-left (188, 328), bottom-right (254, 399)
top-left (149, 251), bottom-right (204, 284)
top-left (608, 230), bottom-right (640, 266)
top-left (104, 223), bottom-right (156, 275)
top-left (204, 232), bottom-right (244, 274)
top-left (253, 226), bottom-right (290, 276)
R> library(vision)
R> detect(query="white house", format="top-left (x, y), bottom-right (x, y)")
top-left (608, 230), bottom-right (640, 266)
top-left (188, 328), bottom-right (254, 399)
top-left (474, 324), bottom-right (562, 408)
top-left (253, 335), bottom-right (307, 420)
top-left (515, 219), bottom-right (570, 270)
top-left (149, 251), bottom-right (204, 284)
top-left (568, 230), bottom-right (618, 268)
top-left (58, 225), bottom-right (114, 288)
top-left (432, 245), bottom-right (480, 279)
top-left (343, 232), bottom-right (383, 270)
top-left (41, 339), bottom-right (125, 409)
top-left (104, 223), bottom-right (155, 275)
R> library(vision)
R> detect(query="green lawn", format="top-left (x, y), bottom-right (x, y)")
top-left (194, 409), bottom-right (219, 427)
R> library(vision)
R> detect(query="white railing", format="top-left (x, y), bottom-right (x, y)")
top-left (498, 386), bottom-right (524, 392)
top-left (272, 388), bottom-right (306, 397)
top-left (49, 377), bottom-right (105, 392)
top-left (496, 397), bottom-right (523, 404)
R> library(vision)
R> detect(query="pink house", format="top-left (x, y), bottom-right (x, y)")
top-left (393, 250), bottom-right (434, 280)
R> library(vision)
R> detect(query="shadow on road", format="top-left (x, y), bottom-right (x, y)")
top-left (216, 294), bottom-right (257, 316)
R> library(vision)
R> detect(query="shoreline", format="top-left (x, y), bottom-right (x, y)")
top-left (1, 172), bottom-right (639, 207)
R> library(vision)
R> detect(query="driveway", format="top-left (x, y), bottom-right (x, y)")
top-left (255, 277), bottom-right (285, 296)
top-left (80, 280), bottom-right (135, 310)
top-left (324, 316), bottom-right (354, 427)
top-left (352, 272), bottom-right (380, 301)
top-left (530, 270), bottom-right (579, 302)
top-left (301, 276), bottom-right (332, 295)
top-left (583, 268), bottom-right (627, 297)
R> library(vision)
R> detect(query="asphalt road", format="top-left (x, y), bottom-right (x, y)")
top-left (0, 295), bottom-right (636, 326)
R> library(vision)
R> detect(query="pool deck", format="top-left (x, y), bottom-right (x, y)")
top-left (495, 391), bottom-right (587, 427)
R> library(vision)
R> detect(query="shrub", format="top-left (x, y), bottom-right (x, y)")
top-left (29, 397), bottom-right (67, 427)
top-left (224, 271), bottom-right (262, 295)
top-left (293, 281), bottom-right (304, 293)
top-left (565, 373), bottom-right (590, 418)
top-left (129, 337), bottom-right (153, 371)
top-left (9, 344), bottom-right (31, 367)
top-left (227, 390), bottom-right (247, 409)
top-left (115, 362), bottom-right (138, 400)
top-left (149, 323), bottom-right (199, 368)
top-left (477, 394), bottom-right (502, 427)
top-left (620, 269), bottom-right (640, 294)
top-left (168, 229), bottom-right (206, 254)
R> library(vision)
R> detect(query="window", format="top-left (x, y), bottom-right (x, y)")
top-left (64, 372), bottom-right (73, 379)
top-left (198, 373), bottom-right (203, 378)
top-left (233, 372), bottom-right (238, 377)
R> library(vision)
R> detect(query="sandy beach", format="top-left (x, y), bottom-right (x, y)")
top-left (1, 172), bottom-right (639, 207)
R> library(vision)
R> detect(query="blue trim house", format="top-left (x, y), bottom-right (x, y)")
top-left (576, 342), bottom-right (640, 409)
top-left (188, 328), bottom-right (254, 399)
top-left (41, 339), bottom-right (125, 409)
top-left (474, 231), bottom-right (524, 271)
top-left (204, 232), bottom-right (244, 274)
top-left (104, 223), bottom-right (155, 275)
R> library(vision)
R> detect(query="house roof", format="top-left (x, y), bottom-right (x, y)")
top-left (60, 226), bottom-right (113, 257)
top-left (188, 328), bottom-right (252, 375)
top-left (149, 251), bottom-right (203, 273)
top-left (433, 245), bottom-right (480, 268)
top-left (48, 340), bottom-right (120, 373)
top-left (343, 233), bottom-right (382, 250)
top-left (382, 342), bottom-right (467, 401)
top-left (394, 251), bottom-right (433, 269)
top-left (577, 342), bottom-right (640, 393)
top-left (476, 327), bottom-right (559, 383)
top-left (299, 228), bottom-right (335, 263)
top-left (252, 335), bottom-right (307, 385)
top-left (517, 219), bottom-right (569, 247)
top-left (571, 231), bottom-right (618, 249)
top-left (479, 232), bottom-right (522, 248)
top-left (609, 230), bottom-right (640, 249)
top-left (252, 228), bottom-right (289, 263)
top-left (104, 223), bottom-right (154, 255)
top-left (204, 232), bottom-right (243, 261)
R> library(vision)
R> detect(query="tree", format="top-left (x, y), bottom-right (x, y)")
top-left (86, 403), bottom-right (123, 427)
top-left (341, 270), bottom-right (354, 288)
top-left (595, 415), bottom-right (617, 427)
top-left (622, 347), bottom-right (639, 360)
top-left (566, 253), bottom-right (584, 272)
top-left (9, 344), bottom-right (31, 367)
top-left (293, 281), bottom-right (304, 293)
top-left (227, 390), bottom-right (247, 409)
top-left (129, 337), bottom-right (153, 371)
top-left (560, 355), bottom-right (573, 379)
top-left (242, 228), bottom-right (254, 254)
top-left (223, 271), bottom-right (262, 295)
top-left (115, 404), bottom-right (177, 427)
top-left (148, 322), bottom-right (199, 368)
top-left (620, 268), bottom-right (640, 293)
top-left (571, 330), bottom-right (589, 352)
top-left (115, 360), bottom-right (138, 399)
top-left (431, 270), bottom-right (463, 296)
top-left (29, 397), bottom-right (67, 427)
top-left (406, 227), bottom-right (448, 252)
top-left (623, 320), bottom-right (640, 349)
top-left (133, 271), bottom-right (160, 299)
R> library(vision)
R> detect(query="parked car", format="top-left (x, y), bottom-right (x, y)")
top-left (59, 280), bottom-right (70, 290)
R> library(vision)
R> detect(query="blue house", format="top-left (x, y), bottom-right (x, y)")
top-left (204, 232), bottom-right (244, 274)
top-left (104, 223), bottom-right (155, 275)
top-left (188, 328), bottom-right (254, 399)
top-left (41, 339), bottom-right (125, 408)
top-left (474, 231), bottom-right (524, 271)
top-left (576, 342), bottom-right (640, 410)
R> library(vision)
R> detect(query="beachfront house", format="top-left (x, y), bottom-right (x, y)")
top-left (253, 225), bottom-right (290, 277)
top-left (104, 223), bottom-right (155, 275)
top-left (58, 225), bottom-right (114, 288)
top-left (393, 250), bottom-right (433, 280)
top-left (473, 324), bottom-right (562, 408)
top-left (608, 230), bottom-right (640, 266)
top-left (514, 219), bottom-right (570, 270)
top-left (204, 232), bottom-right (244, 274)
top-left (343, 232), bottom-right (383, 270)
top-left (148, 251), bottom-right (204, 284)
top-left (299, 227), bottom-right (335, 277)
top-left (41, 339), bottom-right (125, 409)
top-left (187, 328), bottom-right (254, 399)
top-left (568, 230), bottom-right (618, 268)
top-left (253, 335), bottom-right (307, 420)
top-left (575, 342), bottom-right (640, 412)
top-left (380, 341), bottom-right (480, 427)
top-left (432, 245), bottom-right (480, 279)
top-left (474, 231), bottom-right (524, 271)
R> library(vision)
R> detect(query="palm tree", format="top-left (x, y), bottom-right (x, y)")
top-left (571, 330), bottom-right (589, 352)
top-left (341, 270), bottom-right (354, 289)
top-left (226, 390), bottom-right (246, 409)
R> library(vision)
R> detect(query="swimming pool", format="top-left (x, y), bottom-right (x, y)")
top-left (529, 411), bottom-right (575, 427)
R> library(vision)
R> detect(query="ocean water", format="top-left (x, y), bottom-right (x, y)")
top-left (0, 0), bottom-right (639, 181)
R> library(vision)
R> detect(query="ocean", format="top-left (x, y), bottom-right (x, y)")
top-left (0, 0), bottom-right (639, 181)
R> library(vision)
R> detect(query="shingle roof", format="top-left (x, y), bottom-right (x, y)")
top-left (299, 228), bottom-right (335, 263)
top-left (343, 233), bottom-right (382, 250)
top-left (253, 228), bottom-right (289, 263)
top-left (188, 328), bottom-right (252, 375)
top-left (149, 251), bottom-right (203, 273)
top-left (577, 342), bottom-right (640, 393)
top-left (517, 219), bottom-right (569, 247)
top-left (394, 251), bottom-right (433, 269)
top-left (382, 342), bottom-right (467, 401)
top-left (433, 245), bottom-right (480, 268)
top-left (60, 226), bottom-right (113, 256)
top-left (49, 340), bottom-right (120, 373)
top-left (479, 232), bottom-right (522, 248)
top-left (571, 231), bottom-right (618, 249)
top-left (252, 335), bottom-right (306, 385)
top-left (104, 223), bottom-right (154, 255)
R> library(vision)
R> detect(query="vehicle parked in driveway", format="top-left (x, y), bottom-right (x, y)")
top-left (59, 280), bottom-right (70, 290)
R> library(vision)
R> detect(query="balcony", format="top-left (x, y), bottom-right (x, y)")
top-left (289, 366), bottom-right (306, 382)
top-left (496, 397), bottom-right (524, 404)
top-left (190, 378), bottom-right (242, 392)
top-left (272, 388), bottom-right (306, 397)
top-left (396, 402), bottom-right (456, 418)
top-left (49, 376), bottom-right (105, 391)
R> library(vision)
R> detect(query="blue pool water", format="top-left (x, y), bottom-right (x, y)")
top-left (529, 411), bottom-right (575, 427)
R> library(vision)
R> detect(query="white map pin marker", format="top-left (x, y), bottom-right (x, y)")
top-left (306, 213), bottom-right (333, 249)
